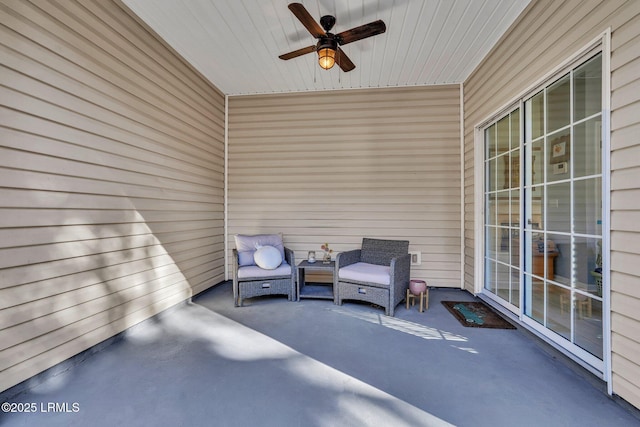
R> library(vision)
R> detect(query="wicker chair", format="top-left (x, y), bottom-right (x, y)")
top-left (232, 234), bottom-right (296, 307)
top-left (335, 238), bottom-right (411, 316)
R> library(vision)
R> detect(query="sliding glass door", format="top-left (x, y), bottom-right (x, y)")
top-left (484, 109), bottom-right (521, 309)
top-left (523, 53), bottom-right (603, 362)
top-left (483, 53), bottom-right (604, 366)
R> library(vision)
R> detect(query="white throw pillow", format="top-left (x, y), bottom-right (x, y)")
top-left (234, 234), bottom-right (285, 266)
top-left (253, 245), bottom-right (282, 270)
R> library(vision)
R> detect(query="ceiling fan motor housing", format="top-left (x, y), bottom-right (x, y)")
top-left (317, 36), bottom-right (337, 51)
top-left (320, 15), bottom-right (336, 32)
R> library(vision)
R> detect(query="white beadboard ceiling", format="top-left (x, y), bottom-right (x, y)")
top-left (123, 0), bottom-right (531, 96)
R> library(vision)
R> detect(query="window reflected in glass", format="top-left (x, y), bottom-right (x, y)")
top-left (486, 193), bottom-right (497, 226)
top-left (511, 267), bottom-right (521, 308)
top-left (485, 258), bottom-right (496, 293)
top-left (531, 139), bottom-right (543, 186)
top-left (525, 273), bottom-right (544, 324)
top-left (510, 189), bottom-right (520, 224)
top-left (547, 232), bottom-right (570, 286)
top-left (527, 186), bottom-right (544, 230)
top-left (547, 283), bottom-right (571, 340)
top-left (486, 226), bottom-right (501, 259)
top-left (510, 109), bottom-right (520, 150)
top-left (497, 116), bottom-right (510, 155)
top-left (547, 75), bottom-right (571, 133)
top-left (497, 262), bottom-right (510, 301)
top-left (574, 178), bottom-right (602, 236)
top-left (497, 224), bottom-right (510, 264)
top-left (497, 153), bottom-right (508, 190)
top-left (487, 158), bottom-right (496, 192)
top-left (574, 118), bottom-right (602, 178)
top-left (574, 54), bottom-right (602, 121)
top-left (528, 92), bottom-right (544, 141)
top-left (510, 225), bottom-right (520, 268)
top-left (509, 149), bottom-right (520, 189)
top-left (486, 124), bottom-right (496, 158)
top-left (575, 297), bottom-right (603, 359)
top-left (546, 182), bottom-right (571, 233)
top-left (574, 236), bottom-right (602, 296)
top-left (546, 129), bottom-right (571, 183)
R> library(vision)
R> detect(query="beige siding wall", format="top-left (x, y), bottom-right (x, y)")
top-left (610, 2), bottom-right (640, 409)
top-left (464, 0), bottom-right (640, 409)
top-left (0, 0), bottom-right (225, 392)
top-left (228, 86), bottom-right (461, 287)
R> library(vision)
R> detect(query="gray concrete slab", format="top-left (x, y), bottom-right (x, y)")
top-left (1, 283), bottom-right (638, 427)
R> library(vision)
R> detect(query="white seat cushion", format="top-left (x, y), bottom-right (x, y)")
top-left (237, 262), bottom-right (291, 279)
top-left (338, 262), bottom-right (391, 286)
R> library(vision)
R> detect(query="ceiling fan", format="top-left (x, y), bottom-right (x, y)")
top-left (279, 3), bottom-right (386, 72)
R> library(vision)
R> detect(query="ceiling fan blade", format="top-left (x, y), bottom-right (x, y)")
top-left (279, 45), bottom-right (317, 60)
top-left (288, 3), bottom-right (325, 38)
top-left (336, 20), bottom-right (386, 45)
top-left (335, 48), bottom-right (355, 72)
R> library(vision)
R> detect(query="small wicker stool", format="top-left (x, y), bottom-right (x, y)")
top-left (406, 288), bottom-right (429, 312)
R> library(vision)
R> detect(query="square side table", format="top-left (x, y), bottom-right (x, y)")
top-left (297, 260), bottom-right (336, 302)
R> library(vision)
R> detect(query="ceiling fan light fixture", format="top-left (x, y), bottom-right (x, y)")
top-left (318, 47), bottom-right (336, 70)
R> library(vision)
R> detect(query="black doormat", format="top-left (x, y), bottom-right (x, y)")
top-left (441, 301), bottom-right (516, 329)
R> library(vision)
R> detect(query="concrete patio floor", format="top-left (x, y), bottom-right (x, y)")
top-left (1, 283), bottom-right (639, 427)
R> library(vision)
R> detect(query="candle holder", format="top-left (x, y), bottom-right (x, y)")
top-left (307, 251), bottom-right (316, 263)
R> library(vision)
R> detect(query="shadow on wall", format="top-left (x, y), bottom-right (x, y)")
top-left (0, 208), bottom-right (195, 394)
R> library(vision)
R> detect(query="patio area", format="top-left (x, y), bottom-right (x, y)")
top-left (1, 285), bottom-right (638, 427)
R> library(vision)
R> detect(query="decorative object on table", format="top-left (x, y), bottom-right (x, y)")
top-left (441, 301), bottom-right (516, 329)
top-left (321, 243), bottom-right (333, 264)
top-left (335, 238), bottom-right (410, 316)
top-left (232, 233), bottom-right (296, 307)
top-left (307, 250), bottom-right (316, 263)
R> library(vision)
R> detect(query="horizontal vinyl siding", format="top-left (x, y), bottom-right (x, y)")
top-left (0, 0), bottom-right (225, 392)
top-left (228, 86), bottom-right (461, 287)
top-left (463, 0), bottom-right (640, 409)
top-left (610, 3), bottom-right (640, 410)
